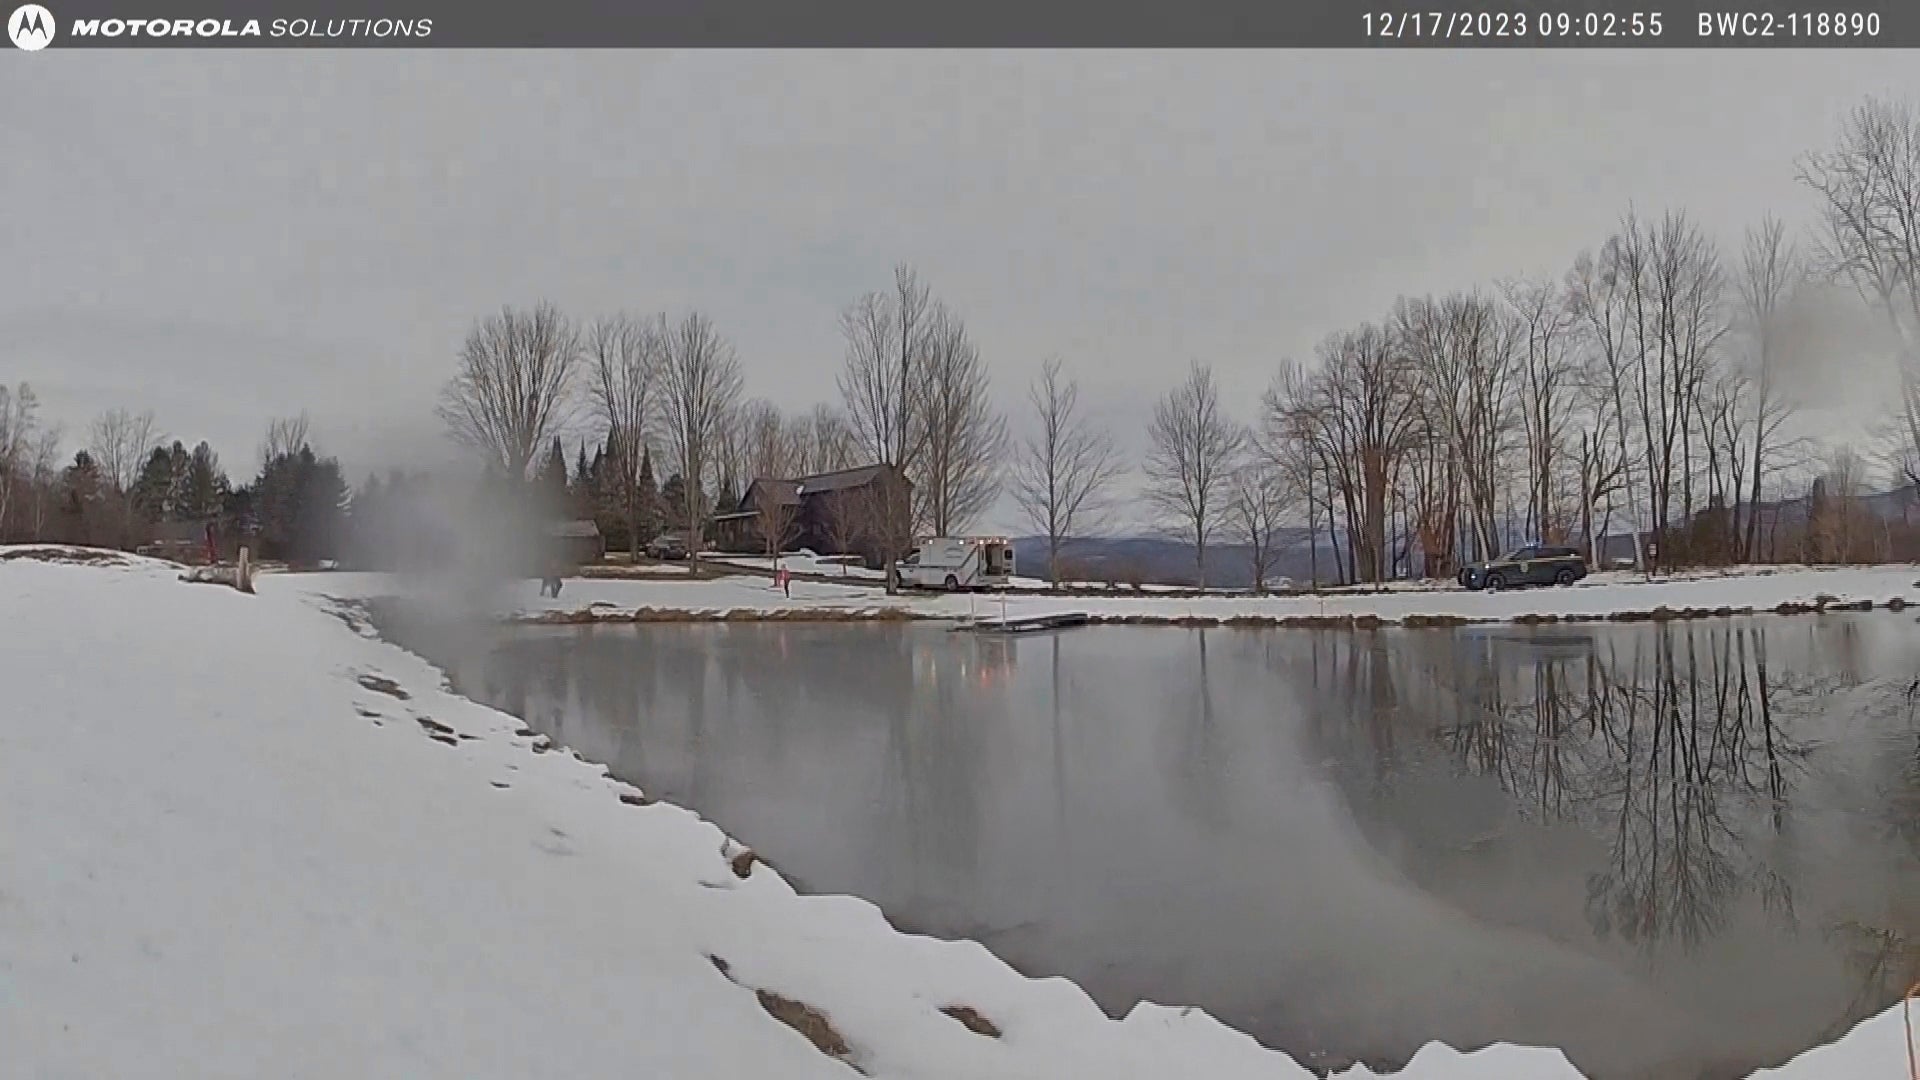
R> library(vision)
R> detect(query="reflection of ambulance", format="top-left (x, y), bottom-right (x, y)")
top-left (895, 536), bottom-right (1016, 591)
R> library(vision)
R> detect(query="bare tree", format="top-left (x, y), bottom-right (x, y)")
top-left (1227, 438), bottom-right (1292, 594)
top-left (0, 383), bottom-right (38, 537)
top-left (838, 264), bottom-right (935, 591)
top-left (1265, 359), bottom-right (1350, 584)
top-left (260, 411), bottom-right (313, 467)
top-left (1733, 217), bottom-right (1807, 560)
top-left (27, 425), bottom-right (62, 540)
top-left (806, 404), bottom-right (857, 474)
top-left (438, 302), bottom-right (582, 480)
top-left (1568, 240), bottom-right (1646, 570)
top-left (1808, 445), bottom-right (1871, 562)
top-left (1694, 368), bottom-right (1749, 562)
top-left (1619, 209), bottom-right (1730, 549)
top-left (1145, 362), bottom-right (1245, 585)
top-left (87, 406), bottom-right (161, 544)
top-left (88, 407), bottom-right (161, 495)
top-left (740, 399), bottom-right (794, 481)
top-left (777, 411), bottom-right (816, 477)
top-left (1573, 427), bottom-right (1628, 565)
top-left (1397, 292), bottom-right (1520, 560)
top-left (1503, 278), bottom-right (1580, 544)
top-left (751, 482), bottom-right (804, 563)
top-left (819, 487), bottom-right (872, 576)
top-left (586, 312), bottom-right (662, 561)
top-left (915, 305), bottom-right (1006, 535)
top-left (1009, 357), bottom-right (1125, 584)
top-left (655, 311), bottom-right (744, 564)
top-left (1286, 324), bottom-right (1423, 583)
top-left (840, 265), bottom-right (933, 468)
top-left (1799, 97), bottom-right (1920, 481)
top-left (708, 399), bottom-right (750, 510)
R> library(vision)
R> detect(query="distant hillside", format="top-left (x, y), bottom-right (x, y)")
top-left (1746, 482), bottom-right (1919, 528)
top-left (1013, 485), bottom-right (1920, 588)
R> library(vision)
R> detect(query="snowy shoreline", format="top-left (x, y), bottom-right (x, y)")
top-left (305, 561), bottom-right (1920, 630)
top-left (4, 546), bottom-right (1914, 1079)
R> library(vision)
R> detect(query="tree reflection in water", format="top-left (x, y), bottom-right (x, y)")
top-left (1297, 618), bottom-right (1919, 970)
top-left (384, 610), bottom-right (1920, 1074)
top-left (1819, 673), bottom-right (1920, 1044)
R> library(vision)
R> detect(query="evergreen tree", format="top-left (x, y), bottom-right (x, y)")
top-left (712, 480), bottom-right (740, 517)
top-left (635, 445), bottom-right (660, 547)
top-left (60, 451), bottom-right (105, 540)
top-left (538, 436), bottom-right (569, 516)
top-left (292, 450), bottom-right (349, 562)
top-left (350, 472), bottom-right (383, 567)
top-left (182, 441), bottom-right (229, 521)
top-left (252, 441), bottom-right (348, 562)
top-left (574, 440), bottom-right (603, 522)
top-left (164, 440), bottom-right (190, 517)
top-left (131, 446), bottom-right (176, 523)
top-left (222, 481), bottom-right (255, 548)
top-left (588, 442), bottom-right (608, 509)
top-left (659, 472), bottom-right (686, 537)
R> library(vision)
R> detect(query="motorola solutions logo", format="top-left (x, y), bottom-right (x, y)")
top-left (9, 3), bottom-right (55, 49)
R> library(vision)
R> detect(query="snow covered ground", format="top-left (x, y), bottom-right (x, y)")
top-left (304, 561), bottom-right (1920, 627)
top-left (703, 549), bottom-right (887, 580)
top-left (4, 546), bottom-right (1914, 1079)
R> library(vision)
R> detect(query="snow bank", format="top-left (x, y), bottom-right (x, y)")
top-left (3, 548), bottom-right (1911, 1079)
top-left (299, 562), bottom-right (1920, 628)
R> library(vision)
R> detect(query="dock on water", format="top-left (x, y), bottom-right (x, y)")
top-left (962, 612), bottom-right (1091, 634)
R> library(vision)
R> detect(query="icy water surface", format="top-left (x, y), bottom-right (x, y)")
top-left (388, 612), bottom-right (1920, 1079)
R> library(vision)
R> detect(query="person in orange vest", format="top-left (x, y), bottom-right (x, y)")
top-left (774, 564), bottom-right (791, 597)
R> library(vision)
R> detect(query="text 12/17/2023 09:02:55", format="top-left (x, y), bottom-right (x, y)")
top-left (1361, 9), bottom-right (1884, 41)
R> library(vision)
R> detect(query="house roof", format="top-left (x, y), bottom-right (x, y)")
top-left (733, 465), bottom-right (901, 503)
top-left (546, 519), bottom-right (602, 539)
top-left (793, 464), bottom-right (897, 496)
top-left (741, 478), bottom-right (801, 507)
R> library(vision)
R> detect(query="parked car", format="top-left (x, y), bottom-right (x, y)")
top-left (646, 532), bottom-right (689, 560)
top-left (1457, 545), bottom-right (1588, 591)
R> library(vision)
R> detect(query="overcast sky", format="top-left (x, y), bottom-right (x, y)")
top-left (5, 51), bottom-right (1920, 530)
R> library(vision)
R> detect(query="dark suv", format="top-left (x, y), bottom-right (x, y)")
top-left (1457, 545), bottom-right (1588, 591)
top-left (645, 532), bottom-right (689, 560)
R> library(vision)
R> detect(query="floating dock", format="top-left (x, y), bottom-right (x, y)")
top-left (963, 612), bottom-right (1091, 634)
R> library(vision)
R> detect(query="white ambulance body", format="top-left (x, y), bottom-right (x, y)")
top-left (895, 536), bottom-right (1016, 590)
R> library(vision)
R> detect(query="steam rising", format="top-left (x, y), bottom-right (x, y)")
top-left (352, 467), bottom-right (566, 625)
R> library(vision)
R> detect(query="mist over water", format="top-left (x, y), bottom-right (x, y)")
top-left (353, 473), bottom-right (564, 624)
top-left (379, 611), bottom-right (1920, 1079)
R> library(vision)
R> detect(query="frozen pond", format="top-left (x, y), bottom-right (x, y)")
top-left (387, 611), bottom-right (1920, 1079)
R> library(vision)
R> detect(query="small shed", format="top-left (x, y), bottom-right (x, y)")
top-left (545, 519), bottom-right (605, 567)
